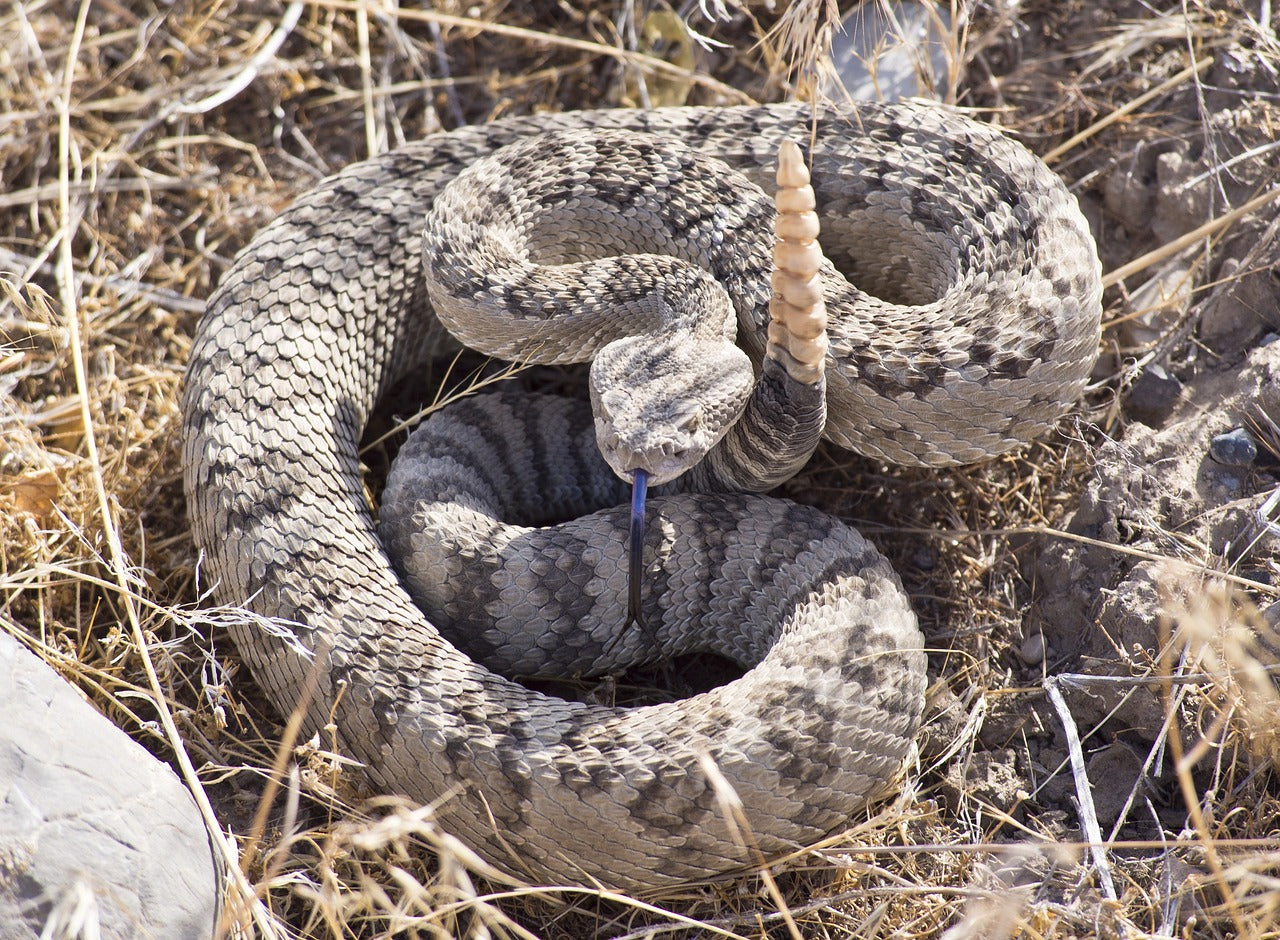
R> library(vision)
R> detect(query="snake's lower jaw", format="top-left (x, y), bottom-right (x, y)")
top-left (596, 429), bottom-right (698, 487)
top-left (612, 457), bottom-right (685, 488)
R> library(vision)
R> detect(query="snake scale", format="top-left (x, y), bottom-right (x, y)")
top-left (182, 102), bottom-right (1102, 891)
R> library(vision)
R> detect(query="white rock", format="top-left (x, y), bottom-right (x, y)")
top-left (0, 633), bottom-right (219, 939)
top-left (827, 1), bottom-right (954, 102)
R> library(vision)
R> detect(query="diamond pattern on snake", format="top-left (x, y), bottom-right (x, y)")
top-left (182, 102), bottom-right (1102, 891)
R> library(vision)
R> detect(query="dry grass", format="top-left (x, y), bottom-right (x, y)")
top-left (3, 0), bottom-right (1280, 937)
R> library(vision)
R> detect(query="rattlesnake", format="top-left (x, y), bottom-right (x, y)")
top-left (181, 101), bottom-right (1102, 891)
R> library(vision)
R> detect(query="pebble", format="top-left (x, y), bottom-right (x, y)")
top-left (1200, 257), bottom-right (1269, 349)
top-left (1209, 427), bottom-right (1258, 467)
top-left (1127, 364), bottom-right (1182, 426)
top-left (1018, 631), bottom-right (1046, 666)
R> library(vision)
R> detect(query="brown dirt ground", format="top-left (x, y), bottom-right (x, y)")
top-left (2, 0), bottom-right (1279, 937)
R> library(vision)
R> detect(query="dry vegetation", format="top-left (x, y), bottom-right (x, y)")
top-left (3, 0), bottom-right (1280, 937)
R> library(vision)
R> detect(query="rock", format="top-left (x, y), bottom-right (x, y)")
top-left (1210, 427), bottom-right (1258, 467)
top-left (1051, 563), bottom-right (1170, 743)
top-left (1018, 630), bottom-right (1046, 666)
top-left (0, 633), bottom-right (219, 939)
top-left (917, 682), bottom-right (970, 766)
top-left (1103, 159), bottom-right (1155, 230)
top-left (910, 545), bottom-right (937, 572)
top-left (1152, 148), bottom-right (1213, 244)
top-left (1201, 256), bottom-right (1280, 353)
top-left (1086, 741), bottom-right (1151, 832)
top-left (827, 0), bottom-right (952, 101)
top-left (1210, 502), bottom-right (1268, 564)
top-left (1127, 363), bottom-right (1182, 426)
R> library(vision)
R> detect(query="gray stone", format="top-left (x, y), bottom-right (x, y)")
top-left (1127, 363), bottom-right (1182, 426)
top-left (827, 1), bottom-right (952, 102)
top-left (1152, 148), bottom-right (1213, 244)
top-left (1086, 741), bottom-right (1151, 832)
top-left (1017, 630), bottom-right (1046, 667)
top-left (1210, 427), bottom-right (1258, 467)
top-left (0, 633), bottom-right (219, 939)
top-left (1103, 161), bottom-right (1154, 230)
top-left (1201, 256), bottom-right (1280, 353)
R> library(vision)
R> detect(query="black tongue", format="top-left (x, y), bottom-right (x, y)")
top-left (626, 469), bottom-right (648, 629)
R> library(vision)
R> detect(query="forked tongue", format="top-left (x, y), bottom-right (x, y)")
top-left (626, 469), bottom-right (648, 628)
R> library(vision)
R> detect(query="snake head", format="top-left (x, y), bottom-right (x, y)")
top-left (590, 332), bottom-right (753, 486)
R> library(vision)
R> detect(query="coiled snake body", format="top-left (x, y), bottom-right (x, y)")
top-left (182, 102), bottom-right (1102, 891)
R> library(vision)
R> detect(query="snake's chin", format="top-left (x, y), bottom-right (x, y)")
top-left (597, 441), bottom-right (695, 487)
top-left (590, 398), bottom-right (738, 486)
